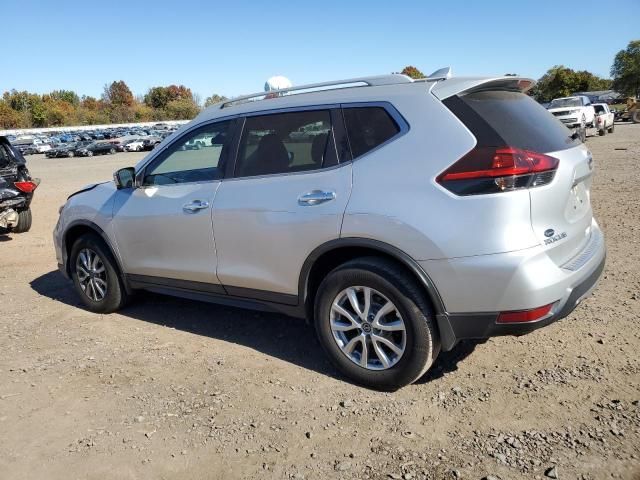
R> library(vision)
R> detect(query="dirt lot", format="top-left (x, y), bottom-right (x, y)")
top-left (1, 125), bottom-right (639, 480)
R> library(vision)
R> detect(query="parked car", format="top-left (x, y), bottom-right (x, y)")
top-left (547, 96), bottom-right (596, 128)
top-left (74, 142), bottom-right (117, 157)
top-left (1, 136), bottom-right (38, 234)
top-left (46, 142), bottom-right (82, 158)
top-left (54, 72), bottom-right (606, 390)
top-left (124, 140), bottom-right (144, 152)
top-left (142, 137), bottom-right (162, 151)
top-left (593, 103), bottom-right (615, 135)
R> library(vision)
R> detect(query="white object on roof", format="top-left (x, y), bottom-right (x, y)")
top-left (265, 76), bottom-right (293, 92)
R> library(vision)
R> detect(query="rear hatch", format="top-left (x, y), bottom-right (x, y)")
top-left (438, 85), bottom-right (594, 266)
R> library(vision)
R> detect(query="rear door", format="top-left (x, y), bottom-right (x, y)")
top-left (445, 89), bottom-right (594, 265)
top-left (213, 108), bottom-right (352, 297)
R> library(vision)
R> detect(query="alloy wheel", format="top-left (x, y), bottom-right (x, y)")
top-left (330, 286), bottom-right (406, 370)
top-left (75, 248), bottom-right (108, 302)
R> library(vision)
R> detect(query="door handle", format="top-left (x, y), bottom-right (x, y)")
top-left (298, 190), bottom-right (336, 206)
top-left (183, 200), bottom-right (210, 213)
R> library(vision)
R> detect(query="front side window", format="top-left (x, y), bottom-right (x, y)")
top-left (342, 107), bottom-right (400, 159)
top-left (143, 121), bottom-right (232, 186)
top-left (235, 110), bottom-right (332, 177)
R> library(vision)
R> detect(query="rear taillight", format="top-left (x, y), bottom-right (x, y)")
top-left (496, 303), bottom-right (555, 324)
top-left (14, 181), bottom-right (38, 193)
top-left (436, 146), bottom-right (559, 196)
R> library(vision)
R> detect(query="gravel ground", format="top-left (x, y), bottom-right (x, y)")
top-left (1, 125), bottom-right (639, 480)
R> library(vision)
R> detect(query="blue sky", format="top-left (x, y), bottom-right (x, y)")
top-left (3, 0), bottom-right (638, 100)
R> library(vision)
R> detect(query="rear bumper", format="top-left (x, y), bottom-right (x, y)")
top-left (424, 221), bottom-right (606, 350)
top-left (439, 253), bottom-right (604, 345)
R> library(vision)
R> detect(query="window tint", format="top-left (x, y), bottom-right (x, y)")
top-left (342, 107), bottom-right (400, 159)
top-left (593, 105), bottom-right (605, 114)
top-left (446, 90), bottom-right (579, 153)
top-left (235, 110), bottom-right (332, 177)
top-left (144, 121), bottom-right (232, 186)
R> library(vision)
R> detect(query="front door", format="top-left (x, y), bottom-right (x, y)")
top-left (112, 120), bottom-right (234, 285)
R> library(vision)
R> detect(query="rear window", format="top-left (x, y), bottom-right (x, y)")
top-left (445, 90), bottom-right (579, 153)
top-left (594, 105), bottom-right (605, 114)
top-left (343, 107), bottom-right (400, 159)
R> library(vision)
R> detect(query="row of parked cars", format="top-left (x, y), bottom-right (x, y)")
top-left (44, 137), bottom-right (166, 158)
top-left (6, 123), bottom-right (180, 157)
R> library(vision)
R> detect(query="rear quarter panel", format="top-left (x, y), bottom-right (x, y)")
top-left (341, 86), bottom-right (540, 260)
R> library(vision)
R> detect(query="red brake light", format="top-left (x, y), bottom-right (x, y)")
top-left (14, 181), bottom-right (38, 193)
top-left (436, 146), bottom-right (559, 196)
top-left (497, 303), bottom-right (555, 324)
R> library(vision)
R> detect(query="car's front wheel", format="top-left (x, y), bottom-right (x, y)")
top-left (314, 257), bottom-right (439, 391)
top-left (70, 234), bottom-right (129, 313)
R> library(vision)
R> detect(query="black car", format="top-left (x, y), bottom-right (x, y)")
top-left (45, 142), bottom-right (88, 158)
top-left (74, 142), bottom-right (117, 157)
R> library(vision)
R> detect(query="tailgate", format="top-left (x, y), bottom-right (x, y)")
top-left (530, 144), bottom-right (594, 266)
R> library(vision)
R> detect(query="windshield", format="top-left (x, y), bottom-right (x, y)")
top-left (549, 98), bottom-right (582, 108)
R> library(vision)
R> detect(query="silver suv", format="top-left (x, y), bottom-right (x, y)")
top-left (54, 70), bottom-right (606, 390)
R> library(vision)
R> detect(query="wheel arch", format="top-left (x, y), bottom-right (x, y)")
top-left (299, 238), bottom-right (447, 322)
top-left (62, 220), bottom-right (131, 293)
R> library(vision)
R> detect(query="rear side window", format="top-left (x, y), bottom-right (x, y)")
top-left (445, 90), bottom-right (579, 153)
top-left (343, 107), bottom-right (400, 158)
top-left (235, 110), bottom-right (334, 177)
top-left (594, 105), bottom-right (605, 114)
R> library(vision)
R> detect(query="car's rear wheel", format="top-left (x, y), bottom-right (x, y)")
top-left (12, 208), bottom-right (32, 233)
top-left (70, 234), bottom-right (129, 313)
top-left (67, 151), bottom-right (75, 158)
top-left (314, 257), bottom-right (439, 391)
top-left (86, 151), bottom-right (93, 157)
top-left (599, 126), bottom-right (606, 136)
top-left (608, 123), bottom-right (615, 133)
top-left (109, 148), bottom-right (116, 154)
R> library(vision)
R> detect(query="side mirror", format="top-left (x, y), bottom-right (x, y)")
top-left (114, 167), bottom-right (136, 189)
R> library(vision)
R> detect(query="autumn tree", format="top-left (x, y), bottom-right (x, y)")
top-left (400, 66), bottom-right (425, 79)
top-left (611, 40), bottom-right (640, 97)
top-left (102, 81), bottom-right (134, 107)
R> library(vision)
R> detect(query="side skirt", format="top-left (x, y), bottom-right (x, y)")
top-left (126, 274), bottom-right (305, 319)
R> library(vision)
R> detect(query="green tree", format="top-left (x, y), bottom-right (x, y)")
top-left (400, 66), bottom-right (425, 79)
top-left (144, 85), bottom-right (195, 109)
top-left (611, 40), bottom-right (640, 97)
top-left (49, 89), bottom-right (80, 105)
top-left (530, 66), bottom-right (612, 103)
top-left (203, 94), bottom-right (228, 107)
top-left (164, 98), bottom-right (199, 120)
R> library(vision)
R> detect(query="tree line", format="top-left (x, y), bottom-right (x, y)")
top-left (2, 40), bottom-right (637, 130)
top-left (0, 81), bottom-right (227, 129)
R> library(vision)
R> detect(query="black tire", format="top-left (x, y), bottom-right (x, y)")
top-left (599, 127), bottom-right (606, 136)
top-left (608, 123), bottom-right (615, 134)
top-left (67, 151), bottom-right (75, 158)
top-left (86, 150), bottom-right (93, 157)
top-left (109, 148), bottom-right (116, 154)
top-left (314, 257), bottom-right (440, 391)
top-left (70, 233), bottom-right (129, 313)
top-left (12, 208), bottom-right (32, 233)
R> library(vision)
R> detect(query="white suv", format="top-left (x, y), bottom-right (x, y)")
top-left (54, 71), bottom-right (606, 390)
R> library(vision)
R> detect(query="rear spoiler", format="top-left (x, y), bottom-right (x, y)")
top-left (0, 136), bottom-right (27, 166)
top-left (431, 76), bottom-right (536, 100)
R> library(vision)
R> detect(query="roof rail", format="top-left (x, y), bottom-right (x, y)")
top-left (220, 74), bottom-right (414, 109)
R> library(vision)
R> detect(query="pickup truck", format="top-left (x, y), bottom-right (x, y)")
top-left (593, 103), bottom-right (615, 135)
top-left (547, 95), bottom-right (596, 128)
